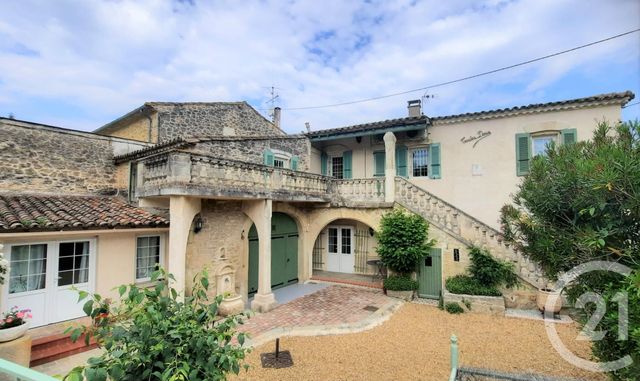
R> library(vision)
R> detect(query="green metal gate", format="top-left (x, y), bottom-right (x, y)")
top-left (417, 248), bottom-right (442, 299)
top-left (248, 213), bottom-right (298, 295)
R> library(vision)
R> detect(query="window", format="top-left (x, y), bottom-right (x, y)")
top-left (58, 241), bottom-right (90, 286)
top-left (9, 244), bottom-right (47, 294)
top-left (412, 148), bottom-right (429, 177)
top-left (532, 134), bottom-right (557, 156)
top-left (331, 157), bottom-right (344, 179)
top-left (273, 158), bottom-right (285, 168)
top-left (136, 236), bottom-right (161, 281)
top-left (341, 228), bottom-right (351, 254)
top-left (328, 228), bottom-right (338, 253)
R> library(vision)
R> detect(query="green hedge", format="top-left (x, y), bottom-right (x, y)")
top-left (445, 275), bottom-right (501, 297)
top-left (444, 302), bottom-right (464, 314)
top-left (384, 275), bottom-right (419, 291)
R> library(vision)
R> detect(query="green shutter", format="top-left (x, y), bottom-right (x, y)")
top-left (321, 152), bottom-right (328, 175)
top-left (290, 156), bottom-right (299, 171)
top-left (396, 145), bottom-right (408, 178)
top-left (429, 143), bottom-right (441, 179)
top-left (263, 149), bottom-right (274, 166)
top-left (515, 133), bottom-right (531, 176)
top-left (342, 150), bottom-right (352, 179)
top-left (561, 128), bottom-right (577, 145)
top-left (373, 151), bottom-right (385, 176)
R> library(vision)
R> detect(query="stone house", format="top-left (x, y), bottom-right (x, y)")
top-left (0, 92), bottom-right (634, 328)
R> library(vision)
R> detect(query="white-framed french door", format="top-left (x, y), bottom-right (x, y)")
top-left (3, 239), bottom-right (97, 327)
top-left (326, 226), bottom-right (354, 273)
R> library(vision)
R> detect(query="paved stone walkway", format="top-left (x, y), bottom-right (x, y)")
top-left (239, 285), bottom-right (398, 345)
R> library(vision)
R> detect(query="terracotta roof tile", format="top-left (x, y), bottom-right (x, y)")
top-left (0, 194), bottom-right (169, 232)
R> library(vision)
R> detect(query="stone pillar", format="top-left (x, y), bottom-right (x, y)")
top-left (384, 131), bottom-right (396, 203)
top-left (168, 196), bottom-right (201, 298)
top-left (242, 199), bottom-right (277, 312)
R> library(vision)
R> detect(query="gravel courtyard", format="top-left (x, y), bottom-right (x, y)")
top-left (232, 303), bottom-right (606, 381)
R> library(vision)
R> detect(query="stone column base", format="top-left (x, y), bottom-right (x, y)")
top-left (0, 334), bottom-right (32, 381)
top-left (219, 295), bottom-right (245, 316)
top-left (251, 292), bottom-right (277, 313)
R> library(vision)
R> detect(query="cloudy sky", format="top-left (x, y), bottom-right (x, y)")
top-left (0, 0), bottom-right (638, 134)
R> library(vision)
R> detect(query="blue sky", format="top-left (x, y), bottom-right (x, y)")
top-left (0, 0), bottom-right (638, 133)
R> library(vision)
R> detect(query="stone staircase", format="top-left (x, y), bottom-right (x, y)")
top-left (394, 177), bottom-right (546, 289)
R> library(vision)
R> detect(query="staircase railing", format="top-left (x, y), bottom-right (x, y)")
top-left (0, 358), bottom-right (58, 381)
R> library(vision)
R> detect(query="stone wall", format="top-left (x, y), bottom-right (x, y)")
top-left (185, 200), bottom-right (250, 299)
top-left (153, 102), bottom-right (284, 142)
top-left (188, 136), bottom-right (310, 171)
top-left (443, 290), bottom-right (506, 316)
top-left (0, 120), bottom-right (120, 195)
top-left (104, 113), bottom-right (158, 143)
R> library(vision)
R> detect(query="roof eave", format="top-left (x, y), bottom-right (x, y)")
top-left (93, 104), bottom-right (154, 135)
top-left (308, 120), bottom-right (429, 142)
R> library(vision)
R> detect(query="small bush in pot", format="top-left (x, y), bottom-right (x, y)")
top-left (0, 306), bottom-right (32, 329)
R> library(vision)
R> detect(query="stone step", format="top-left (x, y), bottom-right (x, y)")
top-left (30, 331), bottom-right (97, 367)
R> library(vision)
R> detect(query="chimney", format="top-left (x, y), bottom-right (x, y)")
top-left (273, 107), bottom-right (281, 129)
top-left (407, 99), bottom-right (422, 117)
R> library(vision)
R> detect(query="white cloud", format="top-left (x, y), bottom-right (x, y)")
top-left (0, 0), bottom-right (638, 132)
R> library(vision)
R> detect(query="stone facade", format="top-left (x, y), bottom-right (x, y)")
top-left (152, 102), bottom-right (284, 142)
top-left (0, 119), bottom-right (119, 195)
top-left (189, 136), bottom-right (310, 171)
top-left (185, 200), bottom-right (251, 299)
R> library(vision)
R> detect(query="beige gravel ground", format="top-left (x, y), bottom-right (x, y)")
top-left (231, 303), bottom-right (608, 381)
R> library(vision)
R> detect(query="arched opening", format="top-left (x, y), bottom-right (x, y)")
top-left (312, 218), bottom-right (378, 277)
top-left (247, 212), bottom-right (299, 295)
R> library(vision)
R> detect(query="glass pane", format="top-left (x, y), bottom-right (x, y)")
top-left (138, 247), bottom-right (149, 259)
top-left (74, 255), bottom-right (89, 270)
top-left (341, 229), bottom-right (351, 254)
top-left (30, 244), bottom-right (47, 260)
top-left (331, 157), bottom-right (343, 179)
top-left (75, 269), bottom-right (89, 284)
top-left (75, 241), bottom-right (90, 255)
top-left (412, 149), bottom-right (429, 177)
top-left (148, 236), bottom-right (160, 246)
top-left (59, 256), bottom-right (74, 272)
top-left (136, 267), bottom-right (149, 279)
top-left (533, 136), bottom-right (555, 156)
top-left (28, 274), bottom-right (46, 291)
top-left (137, 236), bottom-right (149, 247)
top-left (59, 242), bottom-right (75, 257)
top-left (9, 276), bottom-right (28, 294)
top-left (328, 228), bottom-right (338, 253)
top-left (10, 246), bottom-right (29, 261)
top-left (29, 259), bottom-right (46, 275)
top-left (10, 261), bottom-right (28, 277)
top-left (58, 270), bottom-right (73, 286)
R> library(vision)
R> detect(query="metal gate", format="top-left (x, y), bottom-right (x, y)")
top-left (312, 232), bottom-right (325, 271)
top-left (353, 229), bottom-right (370, 274)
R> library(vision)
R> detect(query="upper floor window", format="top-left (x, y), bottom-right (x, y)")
top-left (412, 148), bottom-right (429, 177)
top-left (331, 157), bottom-right (344, 179)
top-left (273, 158), bottom-right (286, 168)
top-left (531, 134), bottom-right (558, 157)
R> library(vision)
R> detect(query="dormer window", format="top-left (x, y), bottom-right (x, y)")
top-left (273, 157), bottom-right (286, 168)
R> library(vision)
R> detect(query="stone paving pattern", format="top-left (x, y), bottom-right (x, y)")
top-left (239, 285), bottom-right (392, 338)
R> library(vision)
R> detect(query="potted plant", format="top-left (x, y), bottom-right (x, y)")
top-left (0, 306), bottom-right (32, 342)
top-left (536, 288), bottom-right (562, 315)
top-left (384, 275), bottom-right (418, 301)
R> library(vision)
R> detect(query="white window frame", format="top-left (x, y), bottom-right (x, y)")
top-left (531, 132), bottom-right (559, 157)
top-left (329, 156), bottom-right (344, 179)
top-left (410, 147), bottom-right (430, 178)
top-left (135, 234), bottom-right (165, 283)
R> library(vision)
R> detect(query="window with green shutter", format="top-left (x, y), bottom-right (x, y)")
top-left (562, 128), bottom-right (577, 145)
top-left (342, 151), bottom-right (352, 179)
top-left (263, 149), bottom-right (274, 166)
top-left (396, 145), bottom-right (408, 178)
top-left (321, 152), bottom-right (328, 175)
top-left (515, 133), bottom-right (531, 176)
top-left (373, 151), bottom-right (385, 177)
top-left (290, 156), bottom-right (299, 171)
top-left (429, 143), bottom-right (441, 179)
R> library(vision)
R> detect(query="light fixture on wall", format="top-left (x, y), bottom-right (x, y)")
top-left (240, 229), bottom-right (245, 240)
top-left (193, 214), bottom-right (203, 234)
top-left (356, 136), bottom-right (362, 144)
top-left (369, 227), bottom-right (375, 237)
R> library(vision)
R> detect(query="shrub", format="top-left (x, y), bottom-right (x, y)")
top-left (383, 275), bottom-right (418, 291)
top-left (445, 275), bottom-right (501, 297)
top-left (444, 302), bottom-right (464, 314)
top-left (65, 268), bottom-right (250, 381)
top-left (376, 209), bottom-right (435, 275)
top-left (468, 246), bottom-right (518, 288)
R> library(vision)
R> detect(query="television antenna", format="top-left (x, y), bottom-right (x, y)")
top-left (264, 86), bottom-right (280, 119)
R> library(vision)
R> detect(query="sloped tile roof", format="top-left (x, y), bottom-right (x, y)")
top-left (306, 115), bottom-right (427, 138)
top-left (0, 194), bottom-right (169, 232)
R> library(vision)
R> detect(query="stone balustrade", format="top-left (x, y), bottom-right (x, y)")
top-left (139, 152), bottom-right (331, 202)
top-left (330, 178), bottom-right (386, 204)
top-left (395, 177), bottom-right (546, 288)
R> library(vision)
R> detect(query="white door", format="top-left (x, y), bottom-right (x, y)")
top-left (4, 239), bottom-right (96, 327)
top-left (52, 240), bottom-right (95, 323)
top-left (326, 226), bottom-right (354, 273)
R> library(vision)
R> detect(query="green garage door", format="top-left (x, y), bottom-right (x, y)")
top-left (248, 213), bottom-right (298, 295)
top-left (417, 248), bottom-right (442, 299)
